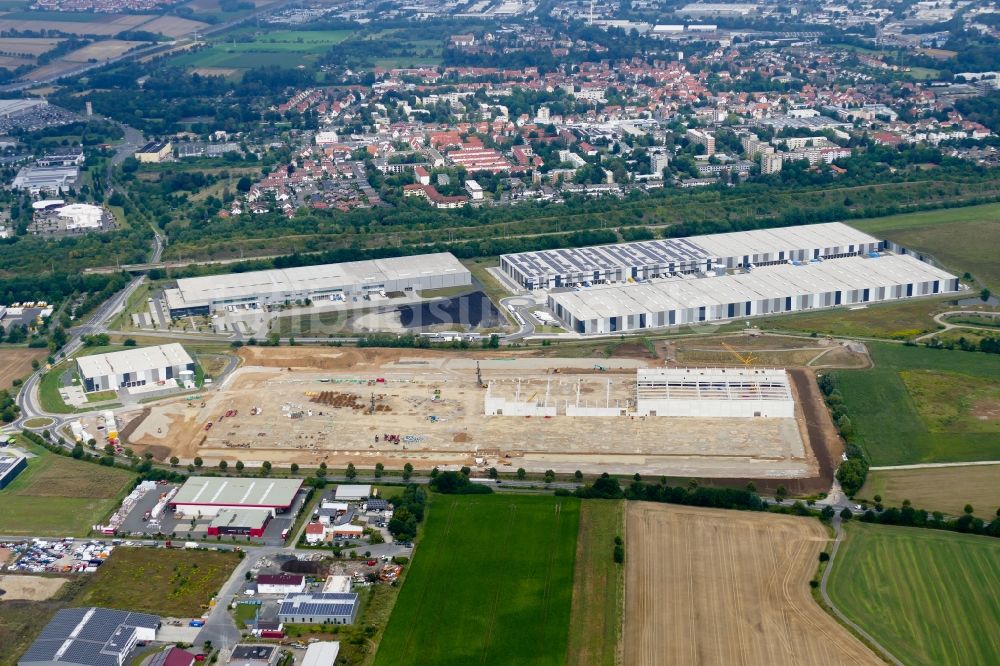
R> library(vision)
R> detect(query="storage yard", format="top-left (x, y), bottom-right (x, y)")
top-left (623, 503), bottom-right (882, 666)
top-left (122, 347), bottom-right (826, 480)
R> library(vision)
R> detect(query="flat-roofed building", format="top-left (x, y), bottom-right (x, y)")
top-left (635, 368), bottom-right (794, 418)
top-left (302, 642), bottom-right (340, 666)
top-left (334, 484), bottom-right (372, 501)
top-left (206, 507), bottom-right (272, 538)
top-left (12, 165), bottom-right (79, 194)
top-left (500, 222), bottom-right (882, 290)
top-left (278, 592), bottom-right (359, 625)
top-left (135, 140), bottom-right (173, 163)
top-left (76, 343), bottom-right (194, 393)
top-left (228, 645), bottom-right (278, 666)
top-left (19, 607), bottom-right (159, 666)
top-left (257, 574), bottom-right (306, 595)
top-left (0, 455), bottom-right (27, 490)
top-left (548, 254), bottom-right (959, 335)
top-left (170, 477), bottom-right (303, 517)
top-left (164, 252), bottom-right (471, 317)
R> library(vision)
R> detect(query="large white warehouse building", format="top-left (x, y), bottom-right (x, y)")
top-left (164, 252), bottom-right (471, 317)
top-left (500, 222), bottom-right (882, 289)
top-left (548, 253), bottom-right (959, 335)
top-left (77, 343), bottom-right (195, 393)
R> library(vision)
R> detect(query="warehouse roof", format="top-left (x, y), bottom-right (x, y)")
top-left (258, 574), bottom-right (304, 586)
top-left (302, 642), bottom-right (341, 666)
top-left (172, 477), bottom-right (303, 508)
top-left (137, 140), bottom-right (171, 153)
top-left (0, 455), bottom-right (25, 479)
top-left (501, 222), bottom-right (880, 279)
top-left (550, 254), bottom-right (956, 321)
top-left (76, 343), bottom-right (193, 379)
top-left (167, 253), bottom-right (468, 308)
top-left (209, 507), bottom-right (272, 530)
top-left (20, 607), bottom-right (159, 666)
top-left (278, 592), bottom-right (358, 617)
top-left (334, 484), bottom-right (372, 500)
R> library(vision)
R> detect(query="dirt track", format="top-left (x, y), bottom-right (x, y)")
top-left (624, 503), bottom-right (881, 666)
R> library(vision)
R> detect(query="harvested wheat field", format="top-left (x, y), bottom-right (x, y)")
top-left (0, 347), bottom-right (47, 387)
top-left (624, 503), bottom-right (881, 666)
top-left (0, 575), bottom-right (67, 601)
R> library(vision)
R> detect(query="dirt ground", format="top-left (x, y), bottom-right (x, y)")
top-left (0, 575), bottom-right (67, 601)
top-left (0, 347), bottom-right (47, 388)
top-left (63, 40), bottom-right (144, 62)
top-left (624, 503), bottom-right (881, 666)
top-left (123, 347), bottom-right (820, 479)
top-left (0, 15), bottom-right (147, 36)
top-left (0, 37), bottom-right (62, 56)
top-left (191, 67), bottom-right (239, 78)
top-left (137, 16), bottom-right (209, 38)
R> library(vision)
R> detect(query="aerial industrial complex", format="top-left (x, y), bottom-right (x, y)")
top-left (76, 343), bottom-right (195, 393)
top-left (499, 222), bottom-right (884, 289)
top-left (164, 252), bottom-right (471, 317)
top-left (493, 222), bottom-right (962, 335)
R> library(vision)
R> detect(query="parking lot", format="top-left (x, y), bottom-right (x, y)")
top-left (0, 538), bottom-right (114, 574)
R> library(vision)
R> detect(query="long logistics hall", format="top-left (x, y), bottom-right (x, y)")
top-left (548, 253), bottom-right (959, 334)
top-left (164, 252), bottom-right (471, 317)
top-left (500, 222), bottom-right (883, 289)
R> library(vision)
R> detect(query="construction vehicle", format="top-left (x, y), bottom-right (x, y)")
top-left (721, 341), bottom-right (757, 368)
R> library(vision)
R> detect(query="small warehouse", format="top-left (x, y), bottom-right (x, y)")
top-left (206, 507), bottom-right (272, 538)
top-left (76, 343), bottom-right (195, 394)
top-left (135, 140), bottom-right (173, 163)
top-left (170, 477), bottom-right (303, 517)
top-left (302, 642), bottom-right (340, 666)
top-left (334, 484), bottom-right (372, 501)
top-left (0, 455), bottom-right (27, 490)
top-left (227, 645), bottom-right (278, 666)
top-left (257, 574), bottom-right (306, 595)
top-left (278, 592), bottom-right (359, 625)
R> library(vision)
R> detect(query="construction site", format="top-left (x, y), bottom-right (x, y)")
top-left (116, 342), bottom-right (858, 483)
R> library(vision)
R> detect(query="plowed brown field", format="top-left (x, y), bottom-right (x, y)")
top-left (624, 503), bottom-right (882, 666)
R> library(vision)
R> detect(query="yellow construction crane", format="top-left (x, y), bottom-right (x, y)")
top-left (721, 341), bottom-right (757, 368)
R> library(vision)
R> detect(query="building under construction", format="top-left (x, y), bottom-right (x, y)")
top-left (484, 367), bottom-right (794, 419)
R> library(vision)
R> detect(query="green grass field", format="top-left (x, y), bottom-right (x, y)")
top-left (375, 494), bottom-right (580, 666)
top-left (851, 203), bottom-right (1000, 289)
top-left (859, 465), bottom-right (1000, 516)
top-left (828, 523), bottom-right (1000, 666)
top-left (567, 500), bottom-right (623, 666)
top-left (834, 343), bottom-right (1000, 465)
top-left (172, 30), bottom-right (352, 70)
top-left (0, 448), bottom-right (135, 536)
top-left (76, 547), bottom-right (239, 616)
top-left (754, 295), bottom-right (950, 339)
